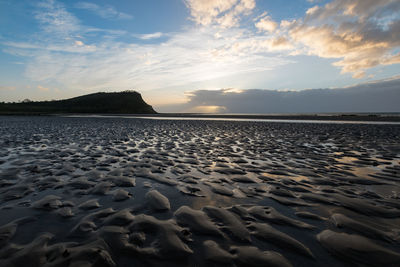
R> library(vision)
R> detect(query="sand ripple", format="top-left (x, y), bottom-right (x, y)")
top-left (0, 116), bottom-right (399, 266)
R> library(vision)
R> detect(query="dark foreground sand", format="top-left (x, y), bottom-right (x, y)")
top-left (0, 116), bottom-right (399, 267)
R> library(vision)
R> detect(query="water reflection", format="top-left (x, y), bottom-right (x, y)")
top-left (64, 115), bottom-right (400, 125)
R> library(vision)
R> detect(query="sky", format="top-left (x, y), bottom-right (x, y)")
top-left (0, 0), bottom-right (399, 113)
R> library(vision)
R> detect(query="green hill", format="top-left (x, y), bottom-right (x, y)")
top-left (0, 91), bottom-right (157, 114)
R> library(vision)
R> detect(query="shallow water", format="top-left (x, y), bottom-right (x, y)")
top-left (66, 114), bottom-right (400, 125)
top-left (0, 116), bottom-right (399, 267)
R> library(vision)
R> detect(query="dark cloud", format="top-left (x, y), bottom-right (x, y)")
top-left (162, 76), bottom-right (400, 113)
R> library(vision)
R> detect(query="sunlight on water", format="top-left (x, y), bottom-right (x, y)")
top-left (64, 114), bottom-right (400, 125)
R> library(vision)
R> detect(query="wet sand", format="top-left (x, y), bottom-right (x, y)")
top-left (0, 116), bottom-right (399, 266)
top-left (137, 113), bottom-right (400, 123)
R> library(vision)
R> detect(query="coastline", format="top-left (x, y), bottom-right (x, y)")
top-left (1, 112), bottom-right (400, 122)
top-left (137, 113), bottom-right (400, 122)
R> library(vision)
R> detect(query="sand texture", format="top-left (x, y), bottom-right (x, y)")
top-left (0, 116), bottom-right (399, 266)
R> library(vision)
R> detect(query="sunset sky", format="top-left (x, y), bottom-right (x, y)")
top-left (0, 0), bottom-right (399, 112)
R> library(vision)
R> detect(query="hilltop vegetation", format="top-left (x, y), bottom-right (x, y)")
top-left (0, 91), bottom-right (157, 114)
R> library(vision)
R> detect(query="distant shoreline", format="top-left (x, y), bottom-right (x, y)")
top-left (1, 112), bottom-right (400, 122)
top-left (136, 113), bottom-right (400, 122)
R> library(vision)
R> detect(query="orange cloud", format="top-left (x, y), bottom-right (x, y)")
top-left (278, 0), bottom-right (400, 78)
top-left (37, 85), bottom-right (50, 91)
top-left (255, 15), bottom-right (278, 32)
top-left (185, 0), bottom-right (255, 28)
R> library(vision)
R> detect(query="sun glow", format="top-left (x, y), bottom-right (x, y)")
top-left (186, 105), bottom-right (227, 113)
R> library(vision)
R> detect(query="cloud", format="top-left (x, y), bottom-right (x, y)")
top-left (3, 40), bottom-right (96, 54)
top-left (74, 2), bottom-right (132, 20)
top-left (166, 76), bottom-right (400, 113)
top-left (285, 0), bottom-right (400, 78)
top-left (135, 32), bottom-right (163, 40)
top-left (21, 26), bottom-right (291, 91)
top-left (2, 0), bottom-right (400, 102)
top-left (37, 85), bottom-right (50, 91)
top-left (255, 15), bottom-right (278, 32)
top-left (5, 0), bottom-right (290, 92)
top-left (0, 86), bottom-right (16, 91)
top-left (184, 0), bottom-right (255, 27)
top-left (242, 0), bottom-right (400, 78)
top-left (35, 0), bottom-right (80, 38)
top-left (306, 6), bottom-right (319, 15)
top-left (265, 36), bottom-right (294, 51)
top-left (74, 40), bottom-right (84, 46)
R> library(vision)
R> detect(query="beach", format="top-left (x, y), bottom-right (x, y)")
top-left (0, 115), bottom-right (399, 266)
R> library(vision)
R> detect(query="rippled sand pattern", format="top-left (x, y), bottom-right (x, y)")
top-left (0, 116), bottom-right (399, 267)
